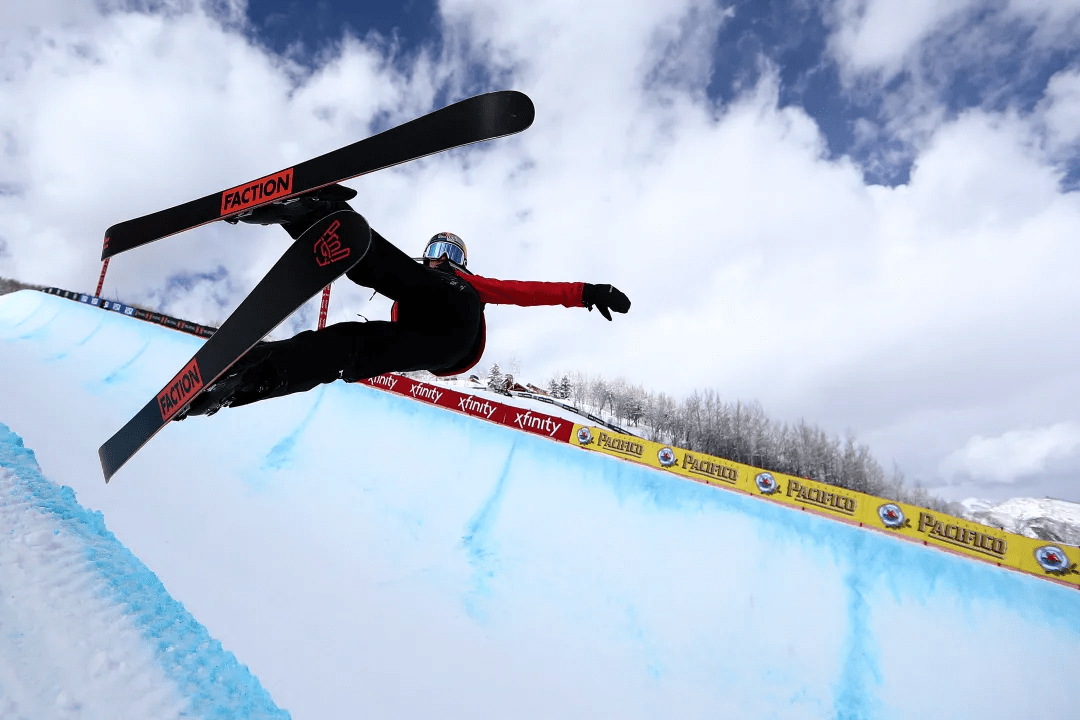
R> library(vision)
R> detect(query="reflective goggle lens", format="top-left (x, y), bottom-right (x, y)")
top-left (423, 240), bottom-right (465, 265)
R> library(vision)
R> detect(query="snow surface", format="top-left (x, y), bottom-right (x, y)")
top-left (0, 427), bottom-right (287, 719)
top-left (2, 288), bottom-right (1080, 719)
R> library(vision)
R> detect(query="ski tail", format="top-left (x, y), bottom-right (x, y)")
top-left (98, 210), bottom-right (372, 482)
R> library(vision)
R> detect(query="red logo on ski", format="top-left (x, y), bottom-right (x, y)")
top-left (221, 168), bottom-right (294, 216)
top-left (314, 219), bottom-right (351, 266)
top-left (157, 358), bottom-right (205, 422)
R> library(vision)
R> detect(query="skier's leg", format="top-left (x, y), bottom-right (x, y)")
top-left (183, 258), bottom-right (481, 416)
top-left (223, 319), bottom-right (478, 408)
top-left (233, 193), bottom-right (429, 294)
top-left (180, 329), bottom-right (348, 418)
top-left (344, 229), bottom-right (444, 302)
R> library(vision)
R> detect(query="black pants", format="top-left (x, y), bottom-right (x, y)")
top-left (230, 224), bottom-right (482, 406)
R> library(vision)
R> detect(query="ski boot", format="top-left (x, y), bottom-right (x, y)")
top-left (226, 183), bottom-right (358, 239)
top-left (174, 345), bottom-right (283, 420)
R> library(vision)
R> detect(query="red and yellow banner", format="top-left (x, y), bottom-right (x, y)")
top-left (569, 423), bottom-right (1080, 589)
top-left (358, 375), bottom-right (573, 443)
top-left (353, 373), bottom-right (1079, 590)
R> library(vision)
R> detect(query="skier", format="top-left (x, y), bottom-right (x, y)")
top-left (180, 186), bottom-right (630, 417)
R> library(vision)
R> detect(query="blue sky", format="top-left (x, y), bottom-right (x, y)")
top-left (247, 0), bottom-right (438, 56)
top-left (242, 0), bottom-right (1080, 188)
top-left (2, 0), bottom-right (1080, 502)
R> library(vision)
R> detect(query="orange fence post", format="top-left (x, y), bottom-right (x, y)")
top-left (95, 259), bottom-right (110, 297)
top-left (318, 284), bottom-right (331, 330)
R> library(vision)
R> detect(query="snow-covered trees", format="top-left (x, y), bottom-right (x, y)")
top-left (486, 362), bottom-right (504, 392)
top-left (0, 277), bottom-right (37, 295)
top-left (544, 370), bottom-right (955, 513)
top-left (547, 373), bottom-right (572, 400)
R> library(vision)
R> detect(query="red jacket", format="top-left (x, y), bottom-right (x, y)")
top-left (394, 272), bottom-right (585, 376)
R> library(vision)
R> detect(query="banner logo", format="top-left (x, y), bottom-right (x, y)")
top-left (755, 472), bottom-right (779, 494)
top-left (368, 375), bottom-right (397, 391)
top-left (577, 427), bottom-right (594, 445)
top-left (221, 168), bottom-right (294, 215)
top-left (410, 383), bottom-right (443, 404)
top-left (157, 358), bottom-right (204, 422)
top-left (681, 452), bottom-right (738, 485)
top-left (596, 431), bottom-right (644, 458)
top-left (877, 503), bottom-right (908, 529)
top-left (314, 219), bottom-right (351, 266)
top-left (917, 512), bottom-right (1007, 559)
top-left (657, 447), bottom-right (677, 467)
top-left (1034, 546), bottom-right (1076, 575)
top-left (786, 479), bottom-right (858, 515)
top-left (459, 396), bottom-right (499, 419)
top-left (515, 411), bottom-right (563, 437)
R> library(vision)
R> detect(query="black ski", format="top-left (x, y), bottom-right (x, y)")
top-left (102, 91), bottom-right (534, 260)
top-left (98, 211), bottom-right (371, 482)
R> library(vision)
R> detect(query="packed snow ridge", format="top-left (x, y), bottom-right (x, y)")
top-left (0, 422), bottom-right (288, 719)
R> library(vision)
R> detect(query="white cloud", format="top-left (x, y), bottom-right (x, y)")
top-left (940, 423), bottom-right (1080, 483)
top-left (827, 0), bottom-right (1080, 79)
top-left (0, 4), bottom-right (430, 325)
top-left (824, 0), bottom-right (1080, 163)
top-left (0, 0), bottom-right (99, 42)
top-left (1039, 67), bottom-right (1080, 150)
top-left (1007, 0), bottom-right (1080, 44)
top-left (827, 0), bottom-right (976, 78)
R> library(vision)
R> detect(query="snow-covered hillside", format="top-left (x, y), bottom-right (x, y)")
top-left (960, 497), bottom-right (1080, 545)
top-left (2, 288), bottom-right (1079, 718)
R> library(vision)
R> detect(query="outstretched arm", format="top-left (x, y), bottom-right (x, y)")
top-left (462, 274), bottom-right (631, 320)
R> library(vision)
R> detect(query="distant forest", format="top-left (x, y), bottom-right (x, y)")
top-left (506, 367), bottom-right (957, 514)
top-left (0, 277), bottom-right (39, 295)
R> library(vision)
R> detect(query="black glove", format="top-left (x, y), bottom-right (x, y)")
top-left (582, 284), bottom-right (631, 321)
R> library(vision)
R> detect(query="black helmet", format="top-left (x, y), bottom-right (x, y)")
top-left (422, 232), bottom-right (468, 268)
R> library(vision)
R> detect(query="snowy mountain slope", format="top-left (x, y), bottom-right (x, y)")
top-left (2, 288), bottom-right (1079, 719)
top-left (960, 497), bottom-right (1080, 545)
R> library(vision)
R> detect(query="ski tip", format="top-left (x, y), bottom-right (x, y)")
top-left (503, 90), bottom-right (536, 131)
top-left (101, 220), bottom-right (133, 260)
top-left (473, 90), bottom-right (535, 133)
top-left (101, 226), bottom-right (118, 261)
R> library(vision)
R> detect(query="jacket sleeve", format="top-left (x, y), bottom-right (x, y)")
top-left (461, 274), bottom-right (584, 308)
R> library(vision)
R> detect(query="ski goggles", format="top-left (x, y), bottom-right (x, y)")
top-left (423, 240), bottom-right (466, 266)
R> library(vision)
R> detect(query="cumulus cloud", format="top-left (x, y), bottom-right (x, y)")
top-left (940, 423), bottom-right (1080, 483)
top-left (827, 0), bottom-right (976, 78)
top-left (824, 0), bottom-right (1080, 182)
top-left (0, 2), bottom-right (441, 332)
top-left (828, 0), bottom-right (1080, 80)
top-left (1039, 68), bottom-right (1080, 150)
top-left (0, 0), bottom-right (99, 42)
